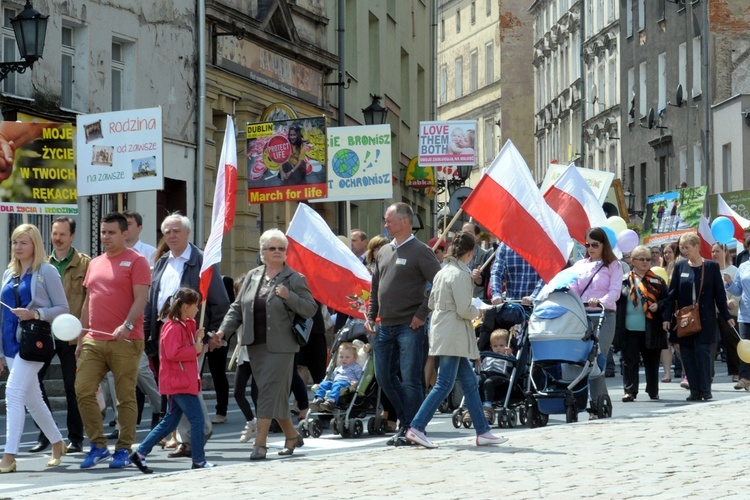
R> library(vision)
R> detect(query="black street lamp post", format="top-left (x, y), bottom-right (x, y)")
top-left (0, 1), bottom-right (48, 82)
top-left (362, 94), bottom-right (388, 125)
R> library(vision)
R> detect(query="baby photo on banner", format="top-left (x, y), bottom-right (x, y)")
top-left (247, 117), bottom-right (327, 203)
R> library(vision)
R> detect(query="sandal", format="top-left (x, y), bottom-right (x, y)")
top-left (278, 434), bottom-right (304, 456)
top-left (660, 377), bottom-right (671, 383)
top-left (250, 445), bottom-right (268, 461)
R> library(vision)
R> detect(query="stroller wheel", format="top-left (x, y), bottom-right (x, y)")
top-left (565, 404), bottom-right (578, 423)
top-left (451, 410), bottom-right (462, 429)
top-left (518, 406), bottom-right (527, 426)
top-left (507, 409), bottom-right (517, 428)
top-left (311, 419), bottom-right (323, 438)
top-left (596, 394), bottom-right (612, 419)
top-left (298, 421), bottom-right (310, 438)
top-left (367, 417), bottom-right (376, 435)
top-left (349, 419), bottom-right (363, 438)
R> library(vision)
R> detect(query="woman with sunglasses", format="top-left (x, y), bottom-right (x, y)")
top-left (662, 233), bottom-right (734, 401)
top-left (216, 229), bottom-right (317, 460)
top-left (568, 227), bottom-right (622, 418)
top-left (616, 245), bottom-right (669, 402)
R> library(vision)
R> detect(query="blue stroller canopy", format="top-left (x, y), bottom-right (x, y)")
top-left (528, 289), bottom-right (589, 342)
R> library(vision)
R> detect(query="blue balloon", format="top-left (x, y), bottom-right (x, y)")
top-left (711, 216), bottom-right (734, 244)
top-left (602, 226), bottom-right (617, 249)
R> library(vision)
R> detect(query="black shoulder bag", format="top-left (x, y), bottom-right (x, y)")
top-left (13, 275), bottom-right (55, 362)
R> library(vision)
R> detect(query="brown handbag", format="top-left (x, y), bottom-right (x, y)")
top-left (675, 263), bottom-right (704, 338)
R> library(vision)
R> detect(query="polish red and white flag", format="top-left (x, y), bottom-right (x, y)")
top-left (461, 140), bottom-right (573, 282)
top-left (199, 115), bottom-right (238, 301)
top-left (286, 203), bottom-right (372, 319)
top-left (717, 194), bottom-right (750, 241)
top-left (697, 214), bottom-right (715, 260)
top-left (543, 164), bottom-right (608, 245)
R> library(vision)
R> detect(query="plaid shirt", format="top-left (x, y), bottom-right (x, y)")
top-left (490, 243), bottom-right (543, 300)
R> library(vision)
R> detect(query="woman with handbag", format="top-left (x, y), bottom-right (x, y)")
top-left (616, 245), bottom-right (669, 402)
top-left (663, 233), bottom-right (734, 401)
top-left (216, 229), bottom-right (316, 460)
top-left (568, 227), bottom-right (622, 419)
top-left (0, 224), bottom-right (69, 472)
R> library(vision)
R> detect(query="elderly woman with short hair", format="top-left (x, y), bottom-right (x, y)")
top-left (217, 229), bottom-right (317, 460)
top-left (616, 245), bottom-right (668, 402)
top-left (663, 233), bottom-right (734, 401)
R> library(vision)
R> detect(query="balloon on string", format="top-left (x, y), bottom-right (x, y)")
top-left (738, 339), bottom-right (750, 364)
top-left (711, 216), bottom-right (735, 244)
top-left (601, 226), bottom-right (617, 249)
top-left (606, 216), bottom-right (628, 236)
top-left (617, 229), bottom-right (640, 253)
top-left (650, 266), bottom-right (669, 283)
top-left (51, 314), bottom-right (82, 341)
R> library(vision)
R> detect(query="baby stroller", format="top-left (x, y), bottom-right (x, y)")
top-left (452, 301), bottom-right (532, 429)
top-left (299, 318), bottom-right (383, 439)
top-left (525, 288), bottom-right (611, 426)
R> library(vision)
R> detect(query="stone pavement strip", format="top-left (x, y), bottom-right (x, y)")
top-left (13, 398), bottom-right (750, 499)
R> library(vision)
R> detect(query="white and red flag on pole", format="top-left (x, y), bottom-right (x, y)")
top-left (543, 164), bottom-right (608, 245)
top-left (199, 115), bottom-right (238, 301)
top-left (716, 193), bottom-right (750, 241)
top-left (461, 140), bottom-right (573, 282)
top-left (286, 203), bottom-right (372, 319)
top-left (697, 214), bottom-right (715, 260)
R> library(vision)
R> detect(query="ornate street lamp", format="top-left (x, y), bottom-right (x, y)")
top-left (362, 94), bottom-right (388, 125)
top-left (0, 1), bottom-right (48, 82)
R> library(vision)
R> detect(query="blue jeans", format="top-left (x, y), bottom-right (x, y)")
top-left (314, 380), bottom-right (351, 403)
top-left (681, 339), bottom-right (712, 396)
top-left (411, 356), bottom-right (490, 435)
top-left (137, 394), bottom-right (206, 463)
top-left (373, 323), bottom-right (426, 428)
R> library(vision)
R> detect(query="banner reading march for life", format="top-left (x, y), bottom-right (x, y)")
top-left (312, 124), bottom-right (392, 203)
top-left (418, 120), bottom-right (477, 167)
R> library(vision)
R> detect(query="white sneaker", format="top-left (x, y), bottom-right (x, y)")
top-left (476, 432), bottom-right (508, 446)
top-left (405, 428), bottom-right (438, 449)
top-left (240, 420), bottom-right (257, 443)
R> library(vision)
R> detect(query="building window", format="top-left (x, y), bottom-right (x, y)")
top-left (608, 54), bottom-right (617, 106)
top-left (112, 41), bottom-right (125, 111)
top-left (692, 36), bottom-right (702, 97)
top-left (486, 0), bottom-right (491, 16)
top-left (693, 142), bottom-right (702, 186)
top-left (470, 49), bottom-right (478, 92)
top-left (455, 57), bottom-right (463, 98)
top-left (439, 64), bottom-right (447, 104)
top-left (657, 52), bottom-right (666, 111)
top-left (679, 42), bottom-right (687, 95)
top-left (2, 7), bottom-right (19, 95)
top-left (484, 117), bottom-right (495, 163)
top-left (485, 42), bottom-right (494, 85)
top-left (658, 0), bottom-right (666, 20)
top-left (638, 0), bottom-right (645, 31)
top-left (722, 143), bottom-right (732, 192)
top-left (61, 27), bottom-right (75, 109)
top-left (639, 61), bottom-right (647, 118)
top-left (626, 0), bottom-right (633, 38)
top-left (627, 67), bottom-right (635, 122)
top-left (440, 18), bottom-right (445, 42)
top-left (456, 9), bottom-right (461, 33)
top-left (471, 1), bottom-right (476, 25)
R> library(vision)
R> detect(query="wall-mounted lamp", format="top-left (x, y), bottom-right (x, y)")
top-left (0, 1), bottom-right (48, 82)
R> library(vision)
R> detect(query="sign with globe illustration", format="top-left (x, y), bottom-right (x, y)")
top-left (312, 124), bottom-right (393, 203)
top-left (332, 149), bottom-right (360, 179)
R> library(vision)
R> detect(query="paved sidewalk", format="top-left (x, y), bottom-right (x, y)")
top-left (14, 397), bottom-right (750, 499)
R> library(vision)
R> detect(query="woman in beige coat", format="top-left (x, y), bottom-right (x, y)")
top-left (405, 232), bottom-right (508, 448)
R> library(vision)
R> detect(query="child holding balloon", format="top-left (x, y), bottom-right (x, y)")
top-left (128, 287), bottom-right (213, 473)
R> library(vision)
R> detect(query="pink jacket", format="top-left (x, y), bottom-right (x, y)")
top-left (569, 259), bottom-right (622, 312)
top-left (158, 318), bottom-right (201, 396)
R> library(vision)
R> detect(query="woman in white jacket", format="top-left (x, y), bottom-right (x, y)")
top-left (405, 232), bottom-right (508, 449)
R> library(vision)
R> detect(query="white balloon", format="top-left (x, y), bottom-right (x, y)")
top-left (52, 314), bottom-right (82, 341)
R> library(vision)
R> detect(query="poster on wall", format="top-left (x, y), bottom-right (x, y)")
top-left (76, 107), bottom-right (164, 197)
top-left (642, 186), bottom-right (707, 246)
top-left (312, 124), bottom-right (392, 203)
top-left (247, 117), bottom-right (327, 203)
top-left (418, 120), bottom-right (477, 167)
top-left (0, 122), bottom-right (77, 215)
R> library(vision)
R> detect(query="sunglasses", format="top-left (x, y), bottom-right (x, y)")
top-left (584, 242), bottom-right (601, 249)
top-left (632, 257), bottom-right (650, 262)
top-left (264, 246), bottom-right (286, 252)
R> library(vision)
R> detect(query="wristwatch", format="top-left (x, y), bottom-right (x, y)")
top-left (33, 310), bottom-right (40, 320)
top-left (124, 321), bottom-right (134, 331)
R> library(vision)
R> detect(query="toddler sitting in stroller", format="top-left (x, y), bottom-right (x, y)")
top-left (479, 329), bottom-right (515, 421)
top-left (310, 343), bottom-right (362, 412)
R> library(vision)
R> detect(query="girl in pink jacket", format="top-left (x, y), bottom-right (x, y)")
top-left (129, 288), bottom-right (213, 473)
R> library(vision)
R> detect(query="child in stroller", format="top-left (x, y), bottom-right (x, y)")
top-left (479, 329), bottom-right (515, 421)
top-left (310, 342), bottom-right (362, 412)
